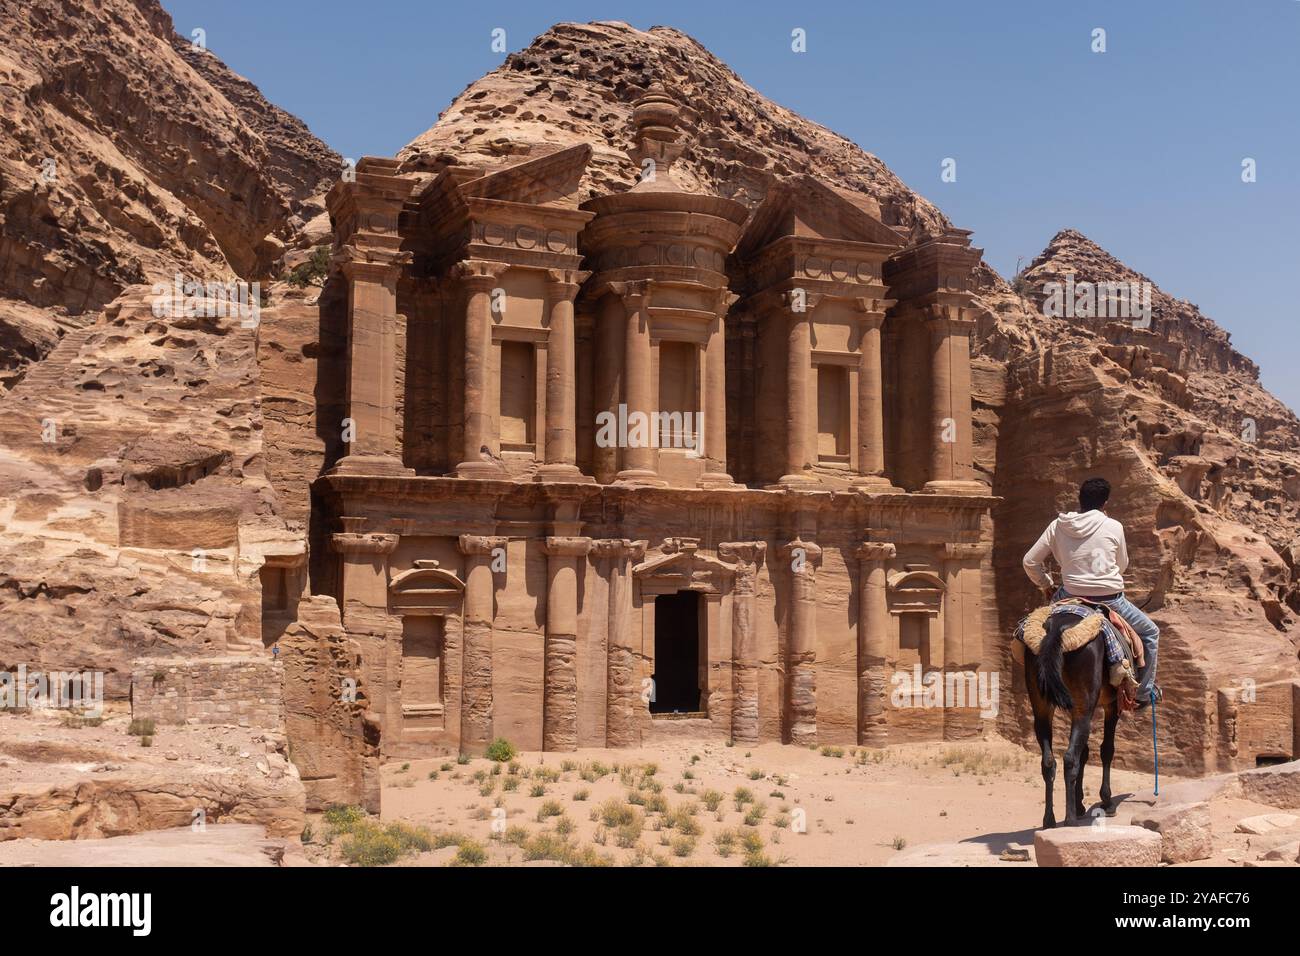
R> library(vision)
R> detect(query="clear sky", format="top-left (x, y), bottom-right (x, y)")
top-left (160, 0), bottom-right (1300, 412)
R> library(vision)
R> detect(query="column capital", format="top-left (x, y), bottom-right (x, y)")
top-left (336, 246), bottom-right (410, 283)
top-left (545, 269), bottom-right (591, 300)
top-left (543, 536), bottom-right (592, 558)
top-left (719, 541), bottom-right (768, 568)
top-left (453, 259), bottom-right (510, 289)
top-left (780, 539), bottom-right (823, 567)
top-left (331, 532), bottom-right (399, 556)
top-left (922, 303), bottom-right (977, 335)
top-left (856, 542), bottom-right (897, 563)
top-left (458, 534), bottom-right (507, 556)
top-left (604, 279), bottom-right (654, 303)
top-left (591, 538), bottom-right (648, 561)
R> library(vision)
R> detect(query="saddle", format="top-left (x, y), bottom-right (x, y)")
top-left (1015, 598), bottom-right (1143, 711)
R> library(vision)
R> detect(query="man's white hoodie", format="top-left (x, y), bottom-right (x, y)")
top-left (1022, 510), bottom-right (1129, 596)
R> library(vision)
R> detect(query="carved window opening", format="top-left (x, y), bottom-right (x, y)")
top-left (388, 561), bottom-right (465, 725)
top-left (657, 340), bottom-right (698, 449)
top-left (499, 340), bottom-right (536, 452)
top-left (400, 615), bottom-right (444, 717)
top-left (816, 363), bottom-right (850, 464)
top-left (651, 590), bottom-right (703, 714)
top-left (897, 612), bottom-right (936, 670)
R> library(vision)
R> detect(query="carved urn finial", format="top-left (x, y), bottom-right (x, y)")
top-left (627, 83), bottom-right (687, 190)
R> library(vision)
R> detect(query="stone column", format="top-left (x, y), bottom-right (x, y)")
top-left (593, 292), bottom-right (625, 484)
top-left (851, 303), bottom-right (898, 491)
top-left (782, 539), bottom-right (822, 744)
top-left (779, 297), bottom-right (815, 487)
top-left (541, 535), bottom-right (591, 751)
top-left (457, 534), bottom-right (504, 754)
top-left (856, 542), bottom-right (896, 746)
top-left (593, 538), bottom-right (646, 747)
top-left (539, 270), bottom-right (591, 482)
top-left (941, 542), bottom-right (985, 739)
top-left (721, 541), bottom-right (767, 744)
top-left (455, 262), bottom-right (506, 478)
top-left (616, 281), bottom-right (664, 486)
top-left (699, 291), bottom-right (737, 488)
top-left (923, 306), bottom-right (983, 495)
top-left (332, 258), bottom-right (409, 475)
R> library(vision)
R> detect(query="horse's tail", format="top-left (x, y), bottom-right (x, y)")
top-left (1036, 615), bottom-right (1073, 711)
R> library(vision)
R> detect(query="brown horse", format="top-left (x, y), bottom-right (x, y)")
top-left (1024, 612), bottom-right (1120, 828)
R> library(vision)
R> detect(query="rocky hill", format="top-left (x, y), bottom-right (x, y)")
top-left (1, 11), bottom-right (1296, 771)
top-left (0, 0), bottom-right (338, 389)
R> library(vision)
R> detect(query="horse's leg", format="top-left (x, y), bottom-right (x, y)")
top-left (1062, 713), bottom-right (1093, 826)
top-left (1099, 689), bottom-right (1119, 814)
top-left (1074, 739), bottom-right (1089, 818)
top-left (1034, 709), bottom-right (1056, 829)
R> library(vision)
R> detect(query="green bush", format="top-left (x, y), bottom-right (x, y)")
top-left (285, 245), bottom-right (331, 288)
top-left (486, 738), bottom-right (516, 762)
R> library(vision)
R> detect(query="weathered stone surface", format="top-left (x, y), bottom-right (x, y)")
top-left (0, 770), bottom-right (305, 841)
top-left (1034, 825), bottom-right (1162, 868)
top-left (1235, 812), bottom-right (1299, 835)
top-left (0, 823), bottom-right (307, 867)
top-left (1237, 761), bottom-right (1300, 809)
top-left (280, 596), bottom-right (379, 812)
top-left (0, 0), bottom-right (338, 394)
top-left (0, 287), bottom-right (304, 689)
top-left (1130, 802), bottom-right (1213, 863)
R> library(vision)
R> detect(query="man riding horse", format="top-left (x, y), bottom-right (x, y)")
top-left (1022, 477), bottom-right (1160, 708)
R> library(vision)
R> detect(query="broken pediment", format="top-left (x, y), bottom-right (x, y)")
top-left (736, 175), bottom-right (905, 260)
top-left (457, 143), bottom-right (592, 209)
top-left (634, 538), bottom-right (738, 594)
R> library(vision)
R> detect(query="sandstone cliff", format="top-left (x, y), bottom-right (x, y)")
top-left (0, 0), bottom-right (338, 390)
top-left (975, 231), bottom-right (1300, 770)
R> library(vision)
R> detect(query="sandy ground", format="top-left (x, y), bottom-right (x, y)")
top-left (301, 736), bottom-right (1282, 867)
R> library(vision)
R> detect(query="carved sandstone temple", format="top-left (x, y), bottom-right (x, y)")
top-left (310, 88), bottom-right (996, 767)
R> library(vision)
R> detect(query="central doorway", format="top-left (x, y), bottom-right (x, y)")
top-left (651, 590), bottom-right (702, 714)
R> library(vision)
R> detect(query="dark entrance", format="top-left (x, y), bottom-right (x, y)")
top-left (651, 590), bottom-right (702, 714)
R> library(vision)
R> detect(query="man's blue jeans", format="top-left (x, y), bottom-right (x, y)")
top-left (1052, 587), bottom-right (1159, 702)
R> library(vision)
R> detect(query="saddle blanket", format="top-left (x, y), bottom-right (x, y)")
top-left (1015, 602), bottom-right (1128, 668)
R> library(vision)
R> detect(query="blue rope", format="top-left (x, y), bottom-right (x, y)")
top-left (1151, 695), bottom-right (1159, 796)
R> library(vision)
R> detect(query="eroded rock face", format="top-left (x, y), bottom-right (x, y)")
top-left (975, 231), bottom-right (1300, 772)
top-left (0, 0), bottom-right (338, 389)
top-left (0, 285), bottom-right (302, 692)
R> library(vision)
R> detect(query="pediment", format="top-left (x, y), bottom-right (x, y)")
top-left (736, 175), bottom-right (904, 260)
top-left (458, 143), bottom-right (592, 209)
top-left (634, 540), bottom-right (737, 593)
top-left (389, 561), bottom-right (464, 615)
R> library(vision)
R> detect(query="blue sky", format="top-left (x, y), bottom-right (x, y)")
top-left (161, 0), bottom-right (1300, 412)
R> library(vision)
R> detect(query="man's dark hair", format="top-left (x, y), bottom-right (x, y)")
top-left (1079, 477), bottom-right (1111, 512)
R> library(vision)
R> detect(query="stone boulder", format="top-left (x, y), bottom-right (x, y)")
top-left (1034, 825), bottom-right (1161, 867)
top-left (1237, 761), bottom-right (1300, 810)
top-left (1130, 802), bottom-right (1213, 863)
